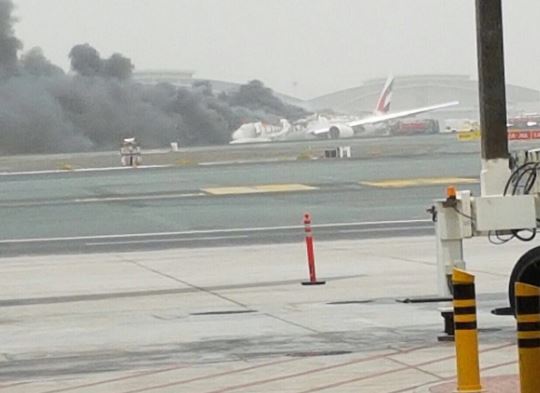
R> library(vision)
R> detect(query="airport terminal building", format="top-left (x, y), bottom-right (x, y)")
top-left (306, 74), bottom-right (540, 122)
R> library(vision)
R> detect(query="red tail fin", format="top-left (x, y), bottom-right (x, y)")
top-left (375, 76), bottom-right (394, 114)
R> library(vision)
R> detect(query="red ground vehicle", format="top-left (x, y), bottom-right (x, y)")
top-left (507, 114), bottom-right (540, 140)
top-left (507, 114), bottom-right (540, 131)
top-left (389, 118), bottom-right (440, 136)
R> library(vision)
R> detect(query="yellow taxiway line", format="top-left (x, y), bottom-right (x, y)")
top-left (202, 183), bottom-right (318, 195)
top-left (360, 177), bottom-right (479, 188)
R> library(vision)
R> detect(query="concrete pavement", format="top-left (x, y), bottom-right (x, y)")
top-left (425, 375), bottom-right (518, 392)
top-left (0, 235), bottom-right (532, 392)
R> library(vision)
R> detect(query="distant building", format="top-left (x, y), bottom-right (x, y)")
top-left (306, 75), bottom-right (540, 121)
top-left (133, 70), bottom-right (196, 87)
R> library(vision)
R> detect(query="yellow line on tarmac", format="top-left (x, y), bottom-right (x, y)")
top-left (360, 177), bottom-right (479, 188)
top-left (202, 186), bottom-right (255, 195)
top-left (202, 183), bottom-right (318, 195)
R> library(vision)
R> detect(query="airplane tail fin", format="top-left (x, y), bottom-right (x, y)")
top-left (374, 75), bottom-right (394, 115)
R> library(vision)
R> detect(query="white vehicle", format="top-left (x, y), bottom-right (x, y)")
top-left (307, 76), bottom-right (459, 139)
top-left (120, 137), bottom-right (142, 167)
top-left (230, 119), bottom-right (292, 144)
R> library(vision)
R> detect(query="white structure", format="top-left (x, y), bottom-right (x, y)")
top-left (120, 138), bottom-right (142, 167)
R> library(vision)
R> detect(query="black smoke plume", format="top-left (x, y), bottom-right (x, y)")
top-left (0, 0), bottom-right (20, 77)
top-left (0, 0), bottom-right (308, 154)
top-left (69, 44), bottom-right (134, 80)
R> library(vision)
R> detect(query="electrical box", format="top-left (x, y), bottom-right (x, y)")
top-left (473, 195), bottom-right (536, 232)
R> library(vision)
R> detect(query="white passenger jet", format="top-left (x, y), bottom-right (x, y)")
top-left (306, 76), bottom-right (459, 139)
top-left (230, 76), bottom-right (458, 143)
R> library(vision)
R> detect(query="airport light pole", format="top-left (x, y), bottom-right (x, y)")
top-left (433, 0), bottom-right (519, 297)
top-left (475, 0), bottom-right (510, 195)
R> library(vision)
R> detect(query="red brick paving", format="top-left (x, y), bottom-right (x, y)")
top-left (429, 375), bottom-right (518, 392)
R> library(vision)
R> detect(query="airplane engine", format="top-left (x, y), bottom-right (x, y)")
top-left (328, 125), bottom-right (354, 139)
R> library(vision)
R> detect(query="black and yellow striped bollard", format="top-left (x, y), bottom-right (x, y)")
top-left (515, 282), bottom-right (540, 393)
top-left (452, 268), bottom-right (482, 393)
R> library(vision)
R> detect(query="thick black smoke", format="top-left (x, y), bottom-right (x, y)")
top-left (69, 44), bottom-right (134, 80)
top-left (0, 1), bottom-right (308, 154)
top-left (69, 44), bottom-right (101, 77)
top-left (103, 53), bottom-right (134, 80)
top-left (21, 47), bottom-right (64, 77)
top-left (226, 80), bottom-right (306, 120)
top-left (0, 0), bottom-right (20, 77)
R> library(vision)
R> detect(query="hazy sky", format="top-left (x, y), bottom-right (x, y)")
top-left (11, 0), bottom-right (540, 99)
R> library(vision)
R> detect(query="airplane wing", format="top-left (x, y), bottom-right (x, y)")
top-left (307, 101), bottom-right (459, 137)
top-left (348, 101), bottom-right (460, 128)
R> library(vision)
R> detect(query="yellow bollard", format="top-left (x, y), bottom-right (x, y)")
top-left (515, 282), bottom-right (540, 393)
top-left (452, 268), bottom-right (483, 392)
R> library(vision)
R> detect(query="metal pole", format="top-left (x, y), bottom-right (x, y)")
top-left (475, 0), bottom-right (510, 195)
top-left (476, 0), bottom-right (508, 160)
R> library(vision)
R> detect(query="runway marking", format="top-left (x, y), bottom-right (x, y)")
top-left (202, 183), bottom-right (317, 195)
top-left (336, 225), bottom-right (433, 234)
top-left (86, 235), bottom-right (250, 246)
top-left (0, 192), bottom-right (205, 208)
top-left (255, 184), bottom-right (316, 192)
top-left (202, 186), bottom-right (257, 195)
top-left (0, 165), bottom-right (171, 176)
top-left (0, 219), bottom-right (431, 244)
top-left (199, 158), bottom-right (297, 166)
top-left (360, 177), bottom-right (479, 188)
top-left (0, 381), bottom-right (31, 390)
top-left (73, 193), bottom-right (205, 204)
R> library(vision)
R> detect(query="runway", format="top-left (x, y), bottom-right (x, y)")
top-left (0, 152), bottom-right (481, 255)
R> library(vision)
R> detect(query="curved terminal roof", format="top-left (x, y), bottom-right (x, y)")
top-left (307, 75), bottom-right (540, 118)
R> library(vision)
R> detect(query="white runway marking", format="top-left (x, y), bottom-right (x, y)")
top-left (86, 235), bottom-right (250, 246)
top-left (0, 192), bottom-right (205, 208)
top-left (0, 165), bottom-right (172, 176)
top-left (202, 183), bottom-right (317, 195)
top-left (0, 219), bottom-right (431, 244)
top-left (336, 226), bottom-right (432, 234)
top-left (73, 193), bottom-right (205, 203)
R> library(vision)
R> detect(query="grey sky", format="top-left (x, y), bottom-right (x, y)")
top-left (11, 0), bottom-right (540, 99)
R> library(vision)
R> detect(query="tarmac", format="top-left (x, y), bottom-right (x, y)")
top-left (0, 235), bottom-right (531, 392)
top-left (0, 134), bottom-right (476, 173)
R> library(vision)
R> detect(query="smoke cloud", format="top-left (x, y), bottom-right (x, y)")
top-left (0, 0), bottom-right (307, 154)
top-left (21, 47), bottom-right (64, 77)
top-left (0, 0), bottom-right (20, 77)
